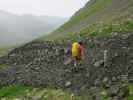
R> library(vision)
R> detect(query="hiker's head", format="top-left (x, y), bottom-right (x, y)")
top-left (67, 40), bottom-right (71, 43)
top-left (79, 41), bottom-right (83, 45)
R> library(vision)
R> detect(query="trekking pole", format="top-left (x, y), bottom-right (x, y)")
top-left (104, 50), bottom-right (108, 67)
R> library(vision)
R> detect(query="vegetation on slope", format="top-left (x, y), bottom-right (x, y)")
top-left (0, 85), bottom-right (81, 100)
top-left (0, 85), bottom-right (32, 98)
top-left (40, 18), bottom-right (133, 41)
top-left (0, 47), bottom-right (11, 56)
top-left (0, 44), bottom-right (20, 57)
top-left (55, 0), bottom-right (112, 33)
top-left (1, 84), bottom-right (133, 100)
top-left (78, 19), bottom-right (133, 38)
top-left (39, 0), bottom-right (133, 41)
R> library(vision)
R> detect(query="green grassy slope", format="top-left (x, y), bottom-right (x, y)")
top-left (55, 0), bottom-right (112, 32)
top-left (0, 47), bottom-right (11, 56)
top-left (1, 84), bottom-right (133, 100)
top-left (0, 85), bottom-right (81, 100)
top-left (39, 0), bottom-right (133, 41)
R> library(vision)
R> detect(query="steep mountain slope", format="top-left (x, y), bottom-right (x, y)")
top-left (0, 1), bottom-right (133, 99)
top-left (0, 32), bottom-right (133, 99)
top-left (0, 10), bottom-right (67, 46)
top-left (41, 0), bottom-right (133, 40)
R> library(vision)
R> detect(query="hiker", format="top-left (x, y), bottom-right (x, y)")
top-left (72, 41), bottom-right (85, 66)
top-left (66, 40), bottom-right (71, 55)
top-left (72, 42), bottom-right (79, 66)
top-left (78, 41), bottom-right (85, 60)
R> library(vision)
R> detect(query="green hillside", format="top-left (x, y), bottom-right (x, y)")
top-left (0, 47), bottom-right (11, 56)
top-left (40, 0), bottom-right (133, 40)
top-left (1, 84), bottom-right (133, 100)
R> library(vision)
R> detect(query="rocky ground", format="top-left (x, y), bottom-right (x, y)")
top-left (0, 33), bottom-right (133, 99)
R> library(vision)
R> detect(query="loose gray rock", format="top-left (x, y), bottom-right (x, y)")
top-left (94, 60), bottom-right (104, 67)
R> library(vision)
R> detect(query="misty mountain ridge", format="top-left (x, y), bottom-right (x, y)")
top-left (0, 10), bottom-right (68, 47)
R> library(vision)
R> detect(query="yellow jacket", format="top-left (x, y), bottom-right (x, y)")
top-left (72, 42), bottom-right (79, 57)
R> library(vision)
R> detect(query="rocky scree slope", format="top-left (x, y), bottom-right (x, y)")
top-left (0, 33), bottom-right (133, 95)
